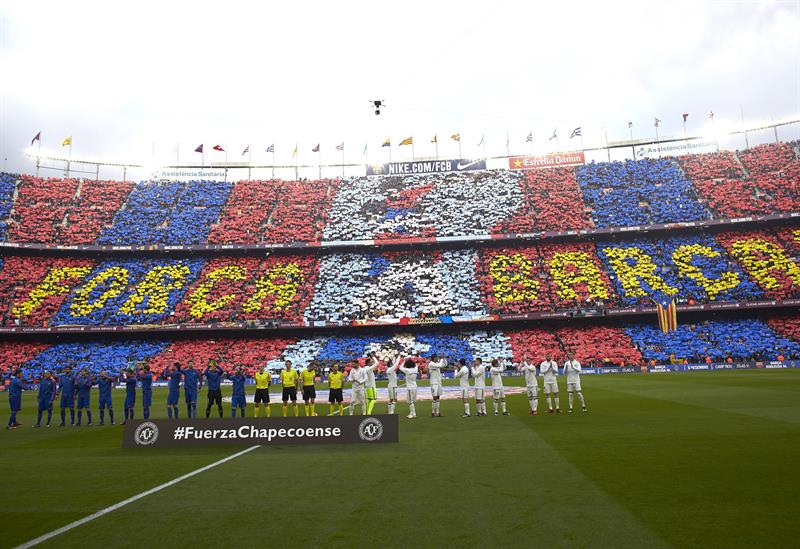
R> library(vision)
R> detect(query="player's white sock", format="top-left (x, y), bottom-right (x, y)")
top-left (501, 400), bottom-right (507, 413)
top-left (547, 396), bottom-right (553, 410)
top-left (555, 396), bottom-right (560, 409)
top-left (409, 403), bottom-right (416, 417)
top-left (388, 402), bottom-right (395, 414)
top-left (568, 392), bottom-right (574, 410)
top-left (493, 399), bottom-right (499, 414)
top-left (464, 402), bottom-right (470, 414)
top-left (528, 397), bottom-right (535, 411)
top-left (578, 392), bottom-right (586, 407)
top-left (533, 397), bottom-right (538, 411)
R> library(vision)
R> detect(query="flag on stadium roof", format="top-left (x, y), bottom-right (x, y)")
top-left (627, 121), bottom-right (633, 128)
top-left (399, 136), bottom-right (413, 146)
top-left (213, 145), bottom-right (224, 152)
top-left (312, 143), bottom-right (320, 152)
top-left (682, 113), bottom-right (689, 122)
top-left (31, 131), bottom-right (41, 146)
top-left (266, 144), bottom-right (274, 153)
top-left (549, 129), bottom-right (557, 141)
top-left (336, 142), bottom-right (344, 151)
top-left (654, 118), bottom-right (661, 127)
top-left (431, 134), bottom-right (437, 143)
top-left (362, 143), bottom-right (368, 155)
top-left (241, 145), bottom-right (249, 156)
top-left (292, 145), bottom-right (298, 158)
top-left (477, 135), bottom-right (484, 146)
top-left (654, 296), bottom-right (677, 333)
top-left (194, 144), bottom-right (203, 153)
top-left (451, 133), bottom-right (460, 141)
top-left (525, 132), bottom-right (533, 142)
top-left (61, 136), bottom-right (72, 147)
top-left (382, 138), bottom-right (390, 147)
top-left (570, 127), bottom-right (581, 138)
top-left (708, 111), bottom-right (715, 120)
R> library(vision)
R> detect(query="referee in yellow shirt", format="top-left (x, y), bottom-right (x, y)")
top-left (300, 361), bottom-right (318, 416)
top-left (328, 363), bottom-right (345, 415)
top-left (253, 367), bottom-right (272, 417)
top-left (280, 360), bottom-right (299, 416)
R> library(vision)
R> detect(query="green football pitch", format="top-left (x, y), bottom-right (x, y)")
top-left (2, 369), bottom-right (799, 549)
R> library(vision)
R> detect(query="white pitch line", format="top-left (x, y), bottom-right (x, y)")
top-left (14, 445), bottom-right (261, 549)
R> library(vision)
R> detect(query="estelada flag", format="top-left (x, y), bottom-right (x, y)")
top-left (213, 145), bottom-right (225, 152)
top-left (654, 296), bottom-right (677, 333)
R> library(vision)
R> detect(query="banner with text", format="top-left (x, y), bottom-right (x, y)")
top-left (634, 140), bottom-right (718, 159)
top-left (508, 152), bottom-right (585, 170)
top-left (123, 415), bottom-right (399, 448)
top-left (366, 158), bottom-right (486, 176)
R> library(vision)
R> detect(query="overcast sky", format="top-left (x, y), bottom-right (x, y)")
top-left (1, 0), bottom-right (798, 179)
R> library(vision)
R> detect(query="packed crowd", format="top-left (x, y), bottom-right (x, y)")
top-left (0, 143), bottom-right (796, 246)
top-left (0, 226), bottom-right (798, 326)
top-left (2, 315), bottom-right (799, 381)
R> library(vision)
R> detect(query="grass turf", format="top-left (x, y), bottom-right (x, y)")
top-left (2, 369), bottom-right (798, 548)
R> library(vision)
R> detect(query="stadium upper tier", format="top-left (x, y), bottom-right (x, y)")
top-left (0, 225), bottom-right (798, 329)
top-left (2, 315), bottom-right (799, 377)
top-left (0, 142), bottom-right (798, 248)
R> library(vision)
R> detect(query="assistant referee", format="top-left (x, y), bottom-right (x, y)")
top-left (280, 360), bottom-right (299, 417)
top-left (254, 367), bottom-right (271, 417)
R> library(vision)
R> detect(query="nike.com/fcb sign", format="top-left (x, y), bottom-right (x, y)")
top-left (366, 158), bottom-right (487, 176)
top-left (123, 415), bottom-right (399, 448)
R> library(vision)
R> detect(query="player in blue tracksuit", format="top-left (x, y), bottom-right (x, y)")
top-left (75, 369), bottom-right (94, 426)
top-left (161, 362), bottom-right (182, 419)
top-left (227, 366), bottom-right (247, 418)
top-left (137, 363), bottom-right (154, 420)
top-left (97, 371), bottom-right (117, 425)
top-left (6, 370), bottom-right (27, 429)
top-left (122, 368), bottom-right (137, 425)
top-left (35, 371), bottom-right (56, 427)
top-left (57, 366), bottom-right (77, 427)
top-left (203, 360), bottom-right (224, 418)
top-left (182, 361), bottom-right (200, 418)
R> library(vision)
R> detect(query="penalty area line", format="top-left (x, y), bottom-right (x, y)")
top-left (14, 445), bottom-right (261, 549)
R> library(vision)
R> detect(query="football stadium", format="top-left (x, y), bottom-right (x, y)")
top-left (2, 1), bottom-right (800, 548)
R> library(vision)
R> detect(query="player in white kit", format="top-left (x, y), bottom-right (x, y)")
top-left (454, 358), bottom-right (471, 417)
top-left (518, 354), bottom-right (539, 415)
top-left (386, 353), bottom-right (400, 414)
top-left (489, 359), bottom-right (509, 416)
top-left (564, 352), bottom-right (587, 413)
top-left (427, 354), bottom-right (446, 417)
top-left (540, 353), bottom-right (561, 413)
top-left (347, 361), bottom-right (368, 416)
top-left (471, 357), bottom-right (487, 416)
top-left (398, 358), bottom-right (418, 419)
top-left (365, 352), bottom-right (380, 415)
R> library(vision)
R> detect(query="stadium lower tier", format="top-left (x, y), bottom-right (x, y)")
top-left (2, 142), bottom-right (798, 246)
top-left (1, 224), bottom-right (798, 326)
top-left (2, 314), bottom-right (799, 379)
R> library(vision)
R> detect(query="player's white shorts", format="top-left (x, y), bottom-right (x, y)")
top-left (474, 387), bottom-right (485, 401)
top-left (567, 380), bottom-right (582, 392)
top-left (492, 387), bottom-right (505, 399)
top-left (387, 386), bottom-right (397, 401)
top-left (430, 384), bottom-right (442, 398)
top-left (460, 387), bottom-right (470, 400)
top-left (406, 388), bottom-right (417, 404)
top-left (544, 380), bottom-right (558, 394)
top-left (526, 384), bottom-right (539, 398)
top-left (351, 388), bottom-right (366, 404)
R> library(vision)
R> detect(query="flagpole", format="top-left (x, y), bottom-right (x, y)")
top-left (505, 132), bottom-right (510, 158)
top-left (412, 141), bottom-right (415, 161)
top-left (458, 140), bottom-right (462, 159)
top-left (272, 149), bottom-right (275, 180)
top-left (36, 139), bottom-right (41, 177)
top-left (740, 105), bottom-right (749, 148)
top-left (342, 145), bottom-right (345, 177)
top-left (318, 148), bottom-right (322, 179)
top-left (66, 141), bottom-right (72, 178)
top-left (481, 137), bottom-right (486, 159)
top-left (435, 140), bottom-right (439, 160)
top-left (604, 129), bottom-right (610, 162)
top-left (176, 142), bottom-right (180, 164)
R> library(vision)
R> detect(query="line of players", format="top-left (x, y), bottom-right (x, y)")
top-left (4, 351), bottom-right (587, 428)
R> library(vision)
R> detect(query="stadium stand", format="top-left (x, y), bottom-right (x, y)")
top-left (3, 316), bottom-right (800, 380)
top-left (1, 142), bottom-right (799, 378)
